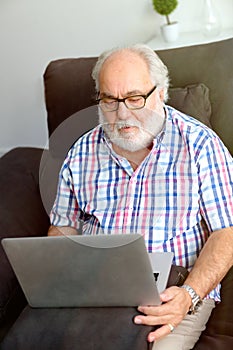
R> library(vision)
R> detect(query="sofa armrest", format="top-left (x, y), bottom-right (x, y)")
top-left (0, 147), bottom-right (50, 238)
top-left (0, 147), bottom-right (50, 339)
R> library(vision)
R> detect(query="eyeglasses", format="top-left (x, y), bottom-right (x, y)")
top-left (96, 85), bottom-right (157, 112)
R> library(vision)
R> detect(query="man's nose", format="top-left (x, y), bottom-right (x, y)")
top-left (117, 101), bottom-right (131, 120)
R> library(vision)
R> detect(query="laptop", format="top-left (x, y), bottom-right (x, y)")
top-left (2, 234), bottom-right (173, 308)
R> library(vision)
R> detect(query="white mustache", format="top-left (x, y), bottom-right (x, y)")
top-left (100, 121), bottom-right (158, 139)
top-left (98, 108), bottom-right (166, 145)
top-left (102, 120), bottom-right (141, 130)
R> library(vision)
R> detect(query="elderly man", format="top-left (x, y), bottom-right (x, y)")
top-left (48, 45), bottom-right (233, 349)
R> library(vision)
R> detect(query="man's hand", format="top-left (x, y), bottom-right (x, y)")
top-left (134, 286), bottom-right (192, 343)
top-left (48, 225), bottom-right (78, 236)
top-left (134, 228), bottom-right (233, 343)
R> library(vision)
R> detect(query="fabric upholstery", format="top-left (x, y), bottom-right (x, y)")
top-left (194, 266), bottom-right (233, 348)
top-left (0, 148), bottom-right (50, 340)
top-left (168, 83), bottom-right (212, 128)
top-left (44, 57), bottom-right (97, 136)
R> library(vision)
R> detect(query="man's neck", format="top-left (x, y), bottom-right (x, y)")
top-left (113, 144), bottom-right (152, 171)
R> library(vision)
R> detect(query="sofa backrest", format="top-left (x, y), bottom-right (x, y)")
top-left (43, 38), bottom-right (233, 154)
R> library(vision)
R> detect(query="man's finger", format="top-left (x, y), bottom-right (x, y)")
top-left (147, 324), bottom-right (175, 343)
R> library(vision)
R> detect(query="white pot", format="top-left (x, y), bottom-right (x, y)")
top-left (161, 22), bottom-right (179, 43)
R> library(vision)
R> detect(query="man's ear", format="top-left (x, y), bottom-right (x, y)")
top-left (159, 88), bottom-right (165, 102)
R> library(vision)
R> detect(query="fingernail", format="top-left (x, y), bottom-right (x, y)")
top-left (160, 293), bottom-right (170, 302)
top-left (149, 336), bottom-right (155, 343)
top-left (160, 292), bottom-right (167, 299)
top-left (134, 317), bottom-right (142, 324)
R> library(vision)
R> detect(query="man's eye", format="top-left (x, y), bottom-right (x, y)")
top-left (127, 96), bottom-right (143, 104)
top-left (103, 99), bottom-right (116, 105)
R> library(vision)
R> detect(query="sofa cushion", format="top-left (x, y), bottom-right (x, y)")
top-left (44, 57), bottom-right (97, 137)
top-left (168, 83), bottom-right (212, 128)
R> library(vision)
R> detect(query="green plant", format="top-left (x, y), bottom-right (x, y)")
top-left (152, 0), bottom-right (178, 25)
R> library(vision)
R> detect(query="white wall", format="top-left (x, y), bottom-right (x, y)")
top-left (0, 0), bottom-right (232, 156)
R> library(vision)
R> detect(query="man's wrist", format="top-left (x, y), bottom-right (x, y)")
top-left (180, 284), bottom-right (202, 314)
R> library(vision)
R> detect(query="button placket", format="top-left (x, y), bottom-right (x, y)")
top-left (122, 175), bottom-right (138, 229)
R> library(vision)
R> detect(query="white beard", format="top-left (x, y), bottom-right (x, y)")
top-left (98, 108), bottom-right (165, 152)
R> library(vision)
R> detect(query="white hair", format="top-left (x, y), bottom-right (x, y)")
top-left (92, 44), bottom-right (170, 102)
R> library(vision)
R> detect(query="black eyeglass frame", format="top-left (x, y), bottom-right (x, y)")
top-left (96, 85), bottom-right (157, 112)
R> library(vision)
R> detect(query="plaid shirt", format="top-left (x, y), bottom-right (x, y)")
top-left (50, 106), bottom-right (233, 301)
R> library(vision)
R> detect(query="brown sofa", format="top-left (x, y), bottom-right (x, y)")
top-left (0, 38), bottom-right (233, 349)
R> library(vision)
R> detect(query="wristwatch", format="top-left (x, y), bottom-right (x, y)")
top-left (180, 284), bottom-right (202, 314)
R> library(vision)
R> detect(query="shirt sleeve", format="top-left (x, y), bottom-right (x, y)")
top-left (50, 153), bottom-right (81, 229)
top-left (197, 134), bottom-right (233, 231)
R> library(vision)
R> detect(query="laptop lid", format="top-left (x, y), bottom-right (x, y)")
top-left (2, 234), bottom-right (171, 308)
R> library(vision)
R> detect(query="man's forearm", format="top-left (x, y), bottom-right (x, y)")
top-left (184, 227), bottom-right (233, 299)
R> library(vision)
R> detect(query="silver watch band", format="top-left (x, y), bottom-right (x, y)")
top-left (181, 284), bottom-right (202, 314)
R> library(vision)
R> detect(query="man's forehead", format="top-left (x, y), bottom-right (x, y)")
top-left (101, 50), bottom-right (148, 72)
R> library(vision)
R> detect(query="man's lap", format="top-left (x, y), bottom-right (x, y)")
top-left (1, 306), bottom-right (153, 350)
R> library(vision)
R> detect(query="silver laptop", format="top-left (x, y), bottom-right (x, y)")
top-left (2, 234), bottom-right (173, 308)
